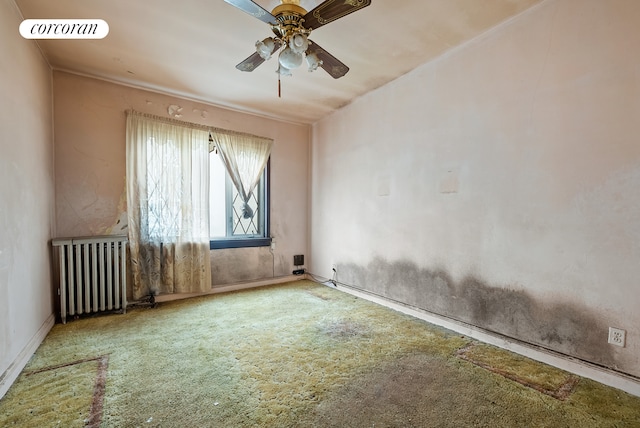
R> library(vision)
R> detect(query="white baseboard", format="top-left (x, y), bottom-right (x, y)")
top-left (320, 279), bottom-right (640, 398)
top-left (154, 274), bottom-right (303, 303)
top-left (0, 313), bottom-right (55, 400)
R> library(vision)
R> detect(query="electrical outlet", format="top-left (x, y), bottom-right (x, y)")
top-left (608, 327), bottom-right (626, 347)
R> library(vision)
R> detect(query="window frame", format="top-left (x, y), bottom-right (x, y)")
top-left (209, 158), bottom-right (271, 250)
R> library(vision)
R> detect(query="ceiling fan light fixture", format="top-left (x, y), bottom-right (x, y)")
top-left (278, 47), bottom-right (303, 70)
top-left (230, 0), bottom-right (371, 82)
top-left (306, 52), bottom-right (322, 72)
top-left (255, 37), bottom-right (275, 60)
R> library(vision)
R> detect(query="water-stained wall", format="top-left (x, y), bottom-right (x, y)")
top-left (0, 0), bottom-right (55, 397)
top-left (310, 0), bottom-right (640, 377)
top-left (53, 72), bottom-right (309, 288)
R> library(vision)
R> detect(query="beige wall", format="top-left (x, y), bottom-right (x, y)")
top-left (0, 0), bottom-right (55, 397)
top-left (311, 0), bottom-right (640, 377)
top-left (53, 71), bottom-right (309, 287)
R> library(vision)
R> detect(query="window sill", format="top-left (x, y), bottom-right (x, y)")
top-left (209, 237), bottom-right (272, 250)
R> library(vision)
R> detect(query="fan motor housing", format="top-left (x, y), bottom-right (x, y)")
top-left (271, 4), bottom-right (307, 17)
top-left (271, 4), bottom-right (309, 39)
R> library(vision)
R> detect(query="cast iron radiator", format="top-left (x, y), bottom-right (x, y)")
top-left (52, 235), bottom-right (128, 323)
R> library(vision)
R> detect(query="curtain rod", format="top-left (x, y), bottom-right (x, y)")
top-left (125, 109), bottom-right (273, 143)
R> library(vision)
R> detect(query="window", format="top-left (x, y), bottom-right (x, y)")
top-left (126, 110), bottom-right (212, 298)
top-left (146, 136), bottom-right (182, 240)
top-left (209, 150), bottom-right (270, 249)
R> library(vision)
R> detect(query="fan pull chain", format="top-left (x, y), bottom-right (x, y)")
top-left (278, 72), bottom-right (281, 98)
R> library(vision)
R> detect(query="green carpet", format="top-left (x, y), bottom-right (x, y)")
top-left (1, 280), bottom-right (639, 427)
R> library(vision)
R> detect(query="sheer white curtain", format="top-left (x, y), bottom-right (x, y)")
top-left (211, 129), bottom-right (273, 218)
top-left (126, 111), bottom-right (211, 300)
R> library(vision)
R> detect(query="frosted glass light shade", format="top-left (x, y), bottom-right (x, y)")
top-left (255, 37), bottom-right (275, 60)
top-left (278, 47), bottom-right (303, 69)
top-left (289, 33), bottom-right (308, 54)
top-left (306, 52), bottom-right (322, 72)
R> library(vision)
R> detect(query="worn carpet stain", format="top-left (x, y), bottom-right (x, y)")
top-left (3, 355), bottom-right (109, 427)
top-left (319, 319), bottom-right (371, 339)
top-left (456, 342), bottom-right (579, 400)
top-left (305, 288), bottom-right (336, 301)
top-left (309, 352), bottom-right (495, 428)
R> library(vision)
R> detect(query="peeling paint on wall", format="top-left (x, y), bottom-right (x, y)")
top-left (193, 108), bottom-right (209, 119)
top-left (106, 184), bottom-right (128, 235)
top-left (106, 211), bottom-right (128, 235)
top-left (167, 104), bottom-right (183, 118)
top-left (337, 257), bottom-right (617, 370)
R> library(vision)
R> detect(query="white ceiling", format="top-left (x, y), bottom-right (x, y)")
top-left (15, 0), bottom-right (542, 124)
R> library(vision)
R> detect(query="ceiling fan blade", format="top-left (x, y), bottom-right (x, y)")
top-left (236, 52), bottom-right (266, 72)
top-left (236, 40), bottom-right (282, 72)
top-left (224, 0), bottom-right (278, 25)
top-left (307, 40), bottom-right (349, 79)
top-left (302, 0), bottom-right (371, 30)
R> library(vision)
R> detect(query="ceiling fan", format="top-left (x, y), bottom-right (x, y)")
top-left (224, 0), bottom-right (371, 81)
